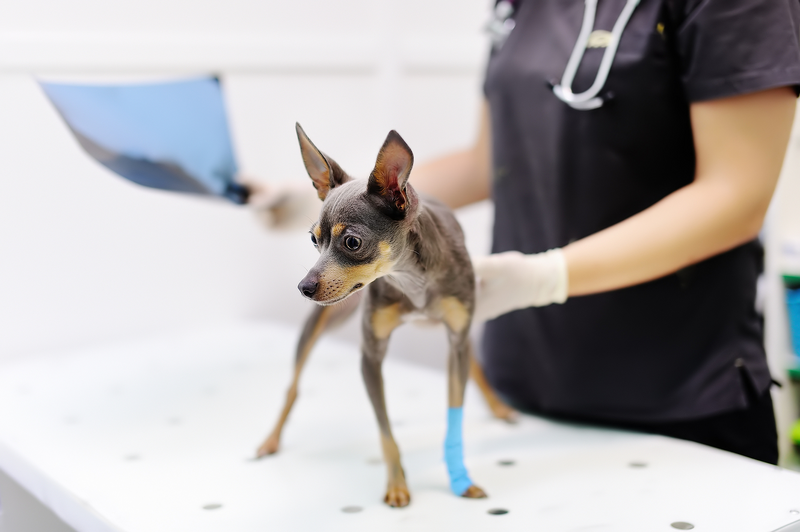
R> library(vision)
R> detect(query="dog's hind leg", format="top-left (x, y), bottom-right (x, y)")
top-left (256, 295), bottom-right (360, 458)
top-left (468, 343), bottom-right (517, 423)
top-left (361, 301), bottom-right (410, 507)
top-left (440, 297), bottom-right (487, 499)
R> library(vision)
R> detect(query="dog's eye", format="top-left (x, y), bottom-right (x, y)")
top-left (344, 236), bottom-right (362, 251)
top-left (310, 233), bottom-right (318, 246)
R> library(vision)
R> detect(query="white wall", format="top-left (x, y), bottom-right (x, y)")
top-left (777, 116), bottom-right (800, 255)
top-left (0, 0), bottom-right (494, 363)
top-left (768, 112), bottom-right (800, 368)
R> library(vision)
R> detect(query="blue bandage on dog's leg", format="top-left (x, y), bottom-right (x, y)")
top-left (444, 407), bottom-right (473, 495)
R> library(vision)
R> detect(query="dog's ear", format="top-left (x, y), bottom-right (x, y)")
top-left (296, 123), bottom-right (349, 201)
top-left (367, 130), bottom-right (415, 216)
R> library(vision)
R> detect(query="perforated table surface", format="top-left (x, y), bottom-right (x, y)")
top-left (1, 322), bottom-right (799, 532)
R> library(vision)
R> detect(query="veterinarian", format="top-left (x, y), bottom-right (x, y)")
top-left (251, 0), bottom-right (800, 465)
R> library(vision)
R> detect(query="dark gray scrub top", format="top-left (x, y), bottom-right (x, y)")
top-left (482, 0), bottom-right (800, 422)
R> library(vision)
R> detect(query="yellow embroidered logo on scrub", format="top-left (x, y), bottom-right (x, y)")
top-left (657, 22), bottom-right (665, 35)
top-left (587, 30), bottom-right (613, 48)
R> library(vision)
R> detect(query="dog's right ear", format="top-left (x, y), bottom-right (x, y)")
top-left (296, 123), bottom-right (349, 201)
top-left (367, 130), bottom-right (414, 218)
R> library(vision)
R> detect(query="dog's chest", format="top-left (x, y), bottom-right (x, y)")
top-left (384, 269), bottom-right (428, 310)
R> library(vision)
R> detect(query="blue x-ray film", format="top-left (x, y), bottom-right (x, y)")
top-left (40, 77), bottom-right (248, 204)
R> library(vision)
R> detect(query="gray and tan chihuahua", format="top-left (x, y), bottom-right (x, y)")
top-left (257, 124), bottom-right (514, 507)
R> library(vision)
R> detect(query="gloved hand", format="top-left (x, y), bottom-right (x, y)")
top-left (472, 249), bottom-right (568, 322)
top-left (242, 178), bottom-right (321, 231)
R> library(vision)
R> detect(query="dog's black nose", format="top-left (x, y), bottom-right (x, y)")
top-left (298, 279), bottom-right (319, 298)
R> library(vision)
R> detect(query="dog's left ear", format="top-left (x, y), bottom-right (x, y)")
top-left (296, 123), bottom-right (350, 201)
top-left (367, 130), bottom-right (415, 216)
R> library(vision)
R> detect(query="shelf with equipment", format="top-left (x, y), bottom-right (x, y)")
top-left (784, 274), bottom-right (800, 456)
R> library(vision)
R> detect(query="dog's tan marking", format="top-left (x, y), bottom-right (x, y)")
top-left (439, 297), bottom-right (470, 333)
top-left (316, 243), bottom-right (395, 302)
top-left (371, 303), bottom-right (402, 340)
top-left (312, 224), bottom-right (322, 241)
top-left (331, 223), bottom-right (346, 238)
top-left (380, 433), bottom-right (410, 507)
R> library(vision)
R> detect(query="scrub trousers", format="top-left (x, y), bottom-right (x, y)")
top-left (619, 385), bottom-right (779, 465)
top-left (540, 379), bottom-right (779, 465)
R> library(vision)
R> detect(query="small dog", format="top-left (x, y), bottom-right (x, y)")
top-left (257, 124), bottom-right (514, 507)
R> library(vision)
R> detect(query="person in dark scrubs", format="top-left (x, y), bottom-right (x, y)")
top-left (408, 0), bottom-right (800, 464)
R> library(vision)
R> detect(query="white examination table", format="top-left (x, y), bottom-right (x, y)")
top-left (1, 322), bottom-right (799, 531)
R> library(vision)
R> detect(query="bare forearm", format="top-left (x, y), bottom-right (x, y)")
top-left (412, 149), bottom-right (490, 208)
top-left (411, 101), bottom-right (492, 209)
top-left (564, 88), bottom-right (796, 297)
top-left (564, 179), bottom-right (769, 295)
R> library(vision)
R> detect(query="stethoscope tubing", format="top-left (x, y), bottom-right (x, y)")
top-left (552, 0), bottom-right (642, 110)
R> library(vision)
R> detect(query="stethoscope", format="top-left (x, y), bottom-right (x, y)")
top-left (488, 0), bottom-right (642, 110)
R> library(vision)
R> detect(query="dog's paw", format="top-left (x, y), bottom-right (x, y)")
top-left (255, 435), bottom-right (280, 458)
top-left (490, 403), bottom-right (519, 424)
top-left (384, 484), bottom-right (411, 508)
top-left (460, 484), bottom-right (488, 499)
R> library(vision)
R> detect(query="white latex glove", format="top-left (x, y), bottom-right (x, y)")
top-left (472, 249), bottom-right (568, 322)
top-left (243, 178), bottom-right (321, 231)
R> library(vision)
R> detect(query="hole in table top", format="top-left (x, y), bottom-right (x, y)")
top-left (488, 508), bottom-right (509, 515)
top-left (341, 506), bottom-right (362, 513)
top-left (497, 459), bottom-right (515, 466)
top-left (203, 503), bottom-right (222, 510)
top-left (168, 417), bottom-right (181, 426)
top-left (791, 509), bottom-right (800, 514)
top-left (124, 454), bottom-right (141, 461)
top-left (366, 457), bottom-right (382, 465)
top-left (629, 462), bottom-right (648, 468)
top-left (65, 417), bottom-right (79, 425)
top-left (671, 522), bottom-right (694, 530)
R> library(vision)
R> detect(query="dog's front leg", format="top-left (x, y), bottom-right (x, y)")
top-left (257, 304), bottom-right (333, 457)
top-left (441, 298), bottom-right (487, 499)
top-left (361, 301), bottom-right (409, 507)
